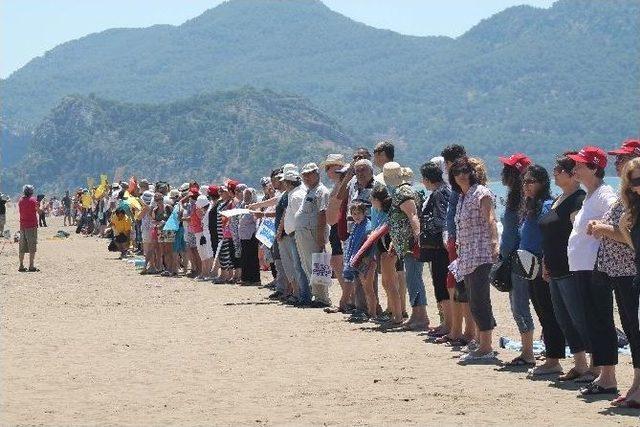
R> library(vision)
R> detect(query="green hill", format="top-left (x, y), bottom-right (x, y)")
top-left (1, 0), bottom-right (639, 177)
top-left (4, 88), bottom-right (355, 192)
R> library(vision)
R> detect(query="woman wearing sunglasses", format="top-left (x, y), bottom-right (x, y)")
top-left (587, 139), bottom-right (640, 405)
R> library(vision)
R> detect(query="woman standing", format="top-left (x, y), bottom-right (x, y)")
top-left (565, 146), bottom-right (617, 395)
top-left (419, 161), bottom-right (452, 337)
top-left (239, 188), bottom-right (261, 285)
top-left (450, 157), bottom-right (499, 363)
top-left (383, 162), bottom-right (429, 331)
top-left (498, 154), bottom-right (533, 366)
top-left (539, 155), bottom-right (589, 380)
top-left (585, 140), bottom-right (640, 401)
top-left (617, 155), bottom-right (640, 407)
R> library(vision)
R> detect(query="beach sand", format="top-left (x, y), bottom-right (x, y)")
top-left (1, 214), bottom-right (638, 426)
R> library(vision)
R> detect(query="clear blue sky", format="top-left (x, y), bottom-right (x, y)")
top-left (1, 0), bottom-right (555, 79)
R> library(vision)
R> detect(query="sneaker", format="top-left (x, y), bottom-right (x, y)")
top-left (309, 300), bottom-right (331, 309)
top-left (458, 350), bottom-right (497, 364)
top-left (348, 311), bottom-right (370, 323)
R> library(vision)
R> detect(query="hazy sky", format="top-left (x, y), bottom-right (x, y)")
top-left (1, 0), bottom-right (555, 79)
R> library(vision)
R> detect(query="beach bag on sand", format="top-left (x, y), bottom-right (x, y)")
top-left (311, 252), bottom-right (332, 288)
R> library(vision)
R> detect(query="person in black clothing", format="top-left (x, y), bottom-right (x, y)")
top-left (0, 193), bottom-right (8, 235)
top-left (539, 154), bottom-right (589, 380)
top-left (207, 185), bottom-right (221, 278)
top-left (419, 161), bottom-right (452, 337)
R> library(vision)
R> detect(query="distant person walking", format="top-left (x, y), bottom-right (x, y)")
top-left (0, 193), bottom-right (9, 236)
top-left (18, 185), bottom-right (40, 272)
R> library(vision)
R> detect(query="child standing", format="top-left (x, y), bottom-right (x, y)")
top-left (344, 202), bottom-right (377, 319)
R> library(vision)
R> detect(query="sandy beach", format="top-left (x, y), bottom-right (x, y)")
top-left (1, 214), bottom-right (638, 426)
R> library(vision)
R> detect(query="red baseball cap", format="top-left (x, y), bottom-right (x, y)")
top-left (226, 180), bottom-right (239, 192)
top-left (498, 153), bottom-right (532, 174)
top-left (567, 146), bottom-right (607, 168)
top-left (607, 138), bottom-right (640, 156)
top-left (208, 185), bottom-right (219, 198)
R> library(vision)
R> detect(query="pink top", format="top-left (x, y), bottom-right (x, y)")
top-left (189, 209), bottom-right (204, 233)
top-left (18, 196), bottom-right (38, 230)
top-left (454, 184), bottom-right (495, 278)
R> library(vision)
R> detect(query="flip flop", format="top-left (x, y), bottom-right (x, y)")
top-left (505, 356), bottom-right (536, 367)
top-left (579, 383), bottom-right (618, 396)
top-left (557, 367), bottom-right (585, 382)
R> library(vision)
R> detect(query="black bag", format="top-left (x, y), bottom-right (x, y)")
top-left (489, 252), bottom-right (513, 292)
top-left (107, 239), bottom-right (119, 252)
top-left (114, 233), bottom-right (129, 243)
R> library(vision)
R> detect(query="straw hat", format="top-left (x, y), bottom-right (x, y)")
top-left (383, 162), bottom-right (413, 188)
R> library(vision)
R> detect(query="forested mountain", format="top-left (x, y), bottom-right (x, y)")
top-left (3, 88), bottom-right (355, 192)
top-left (1, 0), bottom-right (638, 186)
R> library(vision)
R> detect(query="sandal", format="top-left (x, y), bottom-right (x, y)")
top-left (527, 365), bottom-right (563, 377)
top-left (579, 383), bottom-right (618, 396)
top-left (575, 371), bottom-right (598, 383)
top-left (505, 356), bottom-right (535, 367)
top-left (558, 367), bottom-right (585, 382)
top-left (27, 267), bottom-right (40, 272)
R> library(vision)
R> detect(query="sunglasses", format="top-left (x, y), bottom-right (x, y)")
top-left (630, 176), bottom-right (640, 187)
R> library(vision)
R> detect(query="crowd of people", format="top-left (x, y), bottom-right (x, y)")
top-left (11, 138), bottom-right (640, 409)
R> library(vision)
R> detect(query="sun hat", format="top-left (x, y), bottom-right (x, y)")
top-left (608, 138), bottom-right (640, 156)
top-left (141, 190), bottom-right (154, 205)
top-left (283, 167), bottom-right (301, 182)
top-left (321, 154), bottom-right (346, 168)
top-left (383, 162), bottom-right (413, 188)
top-left (301, 163), bottom-right (319, 174)
top-left (195, 195), bottom-right (209, 209)
top-left (169, 189), bottom-right (180, 199)
top-left (499, 153), bottom-right (532, 174)
top-left (111, 183), bottom-right (120, 189)
top-left (567, 146), bottom-right (608, 169)
top-left (179, 182), bottom-right (190, 192)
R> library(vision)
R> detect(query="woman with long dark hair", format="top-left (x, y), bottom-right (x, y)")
top-left (515, 165), bottom-right (566, 376)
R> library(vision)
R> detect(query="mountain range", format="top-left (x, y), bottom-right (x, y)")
top-left (1, 0), bottom-right (639, 191)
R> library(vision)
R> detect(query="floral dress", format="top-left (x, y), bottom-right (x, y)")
top-left (389, 183), bottom-right (417, 257)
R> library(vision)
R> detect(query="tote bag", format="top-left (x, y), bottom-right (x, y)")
top-left (311, 252), bottom-right (333, 288)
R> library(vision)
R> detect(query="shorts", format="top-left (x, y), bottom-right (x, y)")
top-left (159, 230), bottom-right (176, 243)
top-left (19, 227), bottom-right (37, 254)
top-left (195, 232), bottom-right (214, 260)
top-left (329, 225), bottom-right (343, 256)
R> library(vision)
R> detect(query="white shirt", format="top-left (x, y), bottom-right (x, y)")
top-left (567, 184), bottom-right (617, 271)
top-left (284, 185), bottom-right (306, 235)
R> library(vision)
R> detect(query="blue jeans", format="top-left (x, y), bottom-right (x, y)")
top-left (509, 273), bottom-right (535, 333)
top-left (281, 234), bottom-right (311, 304)
top-left (404, 254), bottom-right (427, 307)
top-left (549, 273), bottom-right (590, 354)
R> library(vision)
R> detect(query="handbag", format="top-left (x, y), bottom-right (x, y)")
top-left (489, 252), bottom-right (513, 292)
top-left (512, 249), bottom-right (541, 280)
top-left (107, 239), bottom-right (119, 252)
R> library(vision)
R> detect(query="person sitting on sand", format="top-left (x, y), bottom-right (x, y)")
top-left (111, 207), bottom-right (132, 259)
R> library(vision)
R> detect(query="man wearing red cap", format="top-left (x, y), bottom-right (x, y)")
top-left (566, 145), bottom-right (619, 396)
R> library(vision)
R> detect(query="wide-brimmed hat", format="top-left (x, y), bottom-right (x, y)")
top-left (320, 154), bottom-right (346, 168)
top-left (179, 182), bottom-right (190, 192)
top-left (169, 189), bottom-right (180, 199)
top-left (283, 167), bottom-right (301, 182)
top-left (195, 195), bottom-right (209, 209)
top-left (141, 190), bottom-right (154, 205)
top-left (301, 163), bottom-right (319, 174)
top-left (383, 162), bottom-right (413, 188)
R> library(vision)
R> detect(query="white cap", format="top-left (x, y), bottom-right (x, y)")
top-left (301, 162), bottom-right (319, 174)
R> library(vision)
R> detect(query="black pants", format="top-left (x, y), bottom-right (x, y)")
top-left (39, 213), bottom-right (47, 227)
top-left (240, 236), bottom-right (260, 283)
top-left (529, 275), bottom-right (566, 359)
top-left (614, 277), bottom-right (640, 368)
top-left (430, 248), bottom-right (450, 303)
top-left (584, 271), bottom-right (619, 366)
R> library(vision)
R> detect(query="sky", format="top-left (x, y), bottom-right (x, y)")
top-left (1, 0), bottom-right (555, 79)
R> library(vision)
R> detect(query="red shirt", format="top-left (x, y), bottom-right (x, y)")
top-left (189, 209), bottom-right (204, 233)
top-left (18, 196), bottom-right (38, 230)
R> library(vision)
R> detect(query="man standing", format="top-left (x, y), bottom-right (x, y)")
top-left (62, 190), bottom-right (73, 226)
top-left (18, 185), bottom-right (39, 272)
top-left (295, 162), bottom-right (332, 307)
